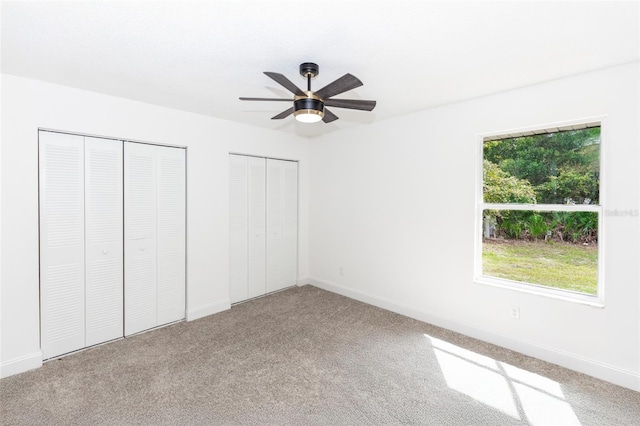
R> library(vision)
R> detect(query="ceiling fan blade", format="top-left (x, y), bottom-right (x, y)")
top-left (264, 72), bottom-right (305, 96)
top-left (315, 73), bottom-right (363, 100)
top-left (271, 107), bottom-right (294, 120)
top-left (322, 108), bottom-right (339, 123)
top-left (240, 97), bottom-right (291, 102)
top-left (324, 99), bottom-right (376, 111)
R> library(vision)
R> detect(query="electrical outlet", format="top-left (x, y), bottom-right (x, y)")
top-left (339, 266), bottom-right (344, 276)
top-left (510, 307), bottom-right (520, 320)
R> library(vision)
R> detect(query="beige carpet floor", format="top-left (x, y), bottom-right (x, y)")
top-left (1, 285), bottom-right (638, 425)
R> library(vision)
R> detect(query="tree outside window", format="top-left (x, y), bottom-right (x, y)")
top-left (478, 123), bottom-right (602, 300)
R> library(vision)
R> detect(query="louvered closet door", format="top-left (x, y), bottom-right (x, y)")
top-left (124, 143), bottom-right (158, 336)
top-left (84, 137), bottom-right (123, 347)
top-left (266, 159), bottom-right (298, 293)
top-left (247, 157), bottom-right (266, 299)
top-left (229, 155), bottom-right (267, 304)
top-left (229, 155), bottom-right (248, 304)
top-left (39, 132), bottom-right (86, 359)
top-left (156, 146), bottom-right (186, 325)
top-left (281, 160), bottom-right (298, 288)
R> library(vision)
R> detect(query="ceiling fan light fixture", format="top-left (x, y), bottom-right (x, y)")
top-left (294, 109), bottom-right (324, 123)
top-left (239, 63), bottom-right (376, 124)
top-left (293, 97), bottom-right (324, 123)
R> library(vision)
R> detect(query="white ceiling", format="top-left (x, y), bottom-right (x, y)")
top-left (2, 1), bottom-right (638, 138)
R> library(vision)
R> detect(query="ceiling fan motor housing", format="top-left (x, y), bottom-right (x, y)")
top-left (293, 98), bottom-right (324, 121)
top-left (294, 97), bottom-right (324, 112)
top-left (294, 91), bottom-right (324, 121)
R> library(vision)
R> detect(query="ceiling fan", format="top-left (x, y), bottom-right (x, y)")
top-left (239, 62), bottom-right (376, 124)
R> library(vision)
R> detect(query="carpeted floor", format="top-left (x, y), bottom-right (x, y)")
top-left (1, 285), bottom-right (638, 425)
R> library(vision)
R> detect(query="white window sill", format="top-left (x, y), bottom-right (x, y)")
top-left (475, 275), bottom-right (605, 308)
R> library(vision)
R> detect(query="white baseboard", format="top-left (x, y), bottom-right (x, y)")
top-left (309, 277), bottom-right (640, 392)
top-left (186, 298), bottom-right (230, 321)
top-left (0, 351), bottom-right (43, 379)
top-left (297, 276), bottom-right (311, 286)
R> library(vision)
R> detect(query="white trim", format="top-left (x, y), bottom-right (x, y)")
top-left (309, 277), bottom-right (640, 391)
top-left (228, 152), bottom-right (299, 163)
top-left (474, 134), bottom-right (484, 285)
top-left (186, 299), bottom-right (230, 321)
top-left (0, 351), bottom-right (43, 378)
top-left (483, 121), bottom-right (601, 141)
top-left (475, 275), bottom-right (604, 307)
top-left (596, 119), bottom-right (607, 302)
top-left (38, 128), bottom-right (187, 149)
top-left (478, 115), bottom-right (607, 142)
top-left (482, 203), bottom-right (601, 212)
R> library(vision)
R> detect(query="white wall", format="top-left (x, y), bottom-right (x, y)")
top-left (0, 74), bottom-right (310, 377)
top-left (2, 63), bottom-right (638, 391)
top-left (309, 62), bottom-right (640, 390)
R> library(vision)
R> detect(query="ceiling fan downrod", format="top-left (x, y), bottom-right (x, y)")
top-left (294, 62), bottom-right (324, 122)
top-left (299, 62), bottom-right (319, 92)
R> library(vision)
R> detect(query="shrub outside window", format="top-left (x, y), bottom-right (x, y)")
top-left (476, 120), bottom-right (604, 304)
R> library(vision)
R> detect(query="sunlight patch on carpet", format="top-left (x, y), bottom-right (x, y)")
top-left (425, 335), bottom-right (581, 426)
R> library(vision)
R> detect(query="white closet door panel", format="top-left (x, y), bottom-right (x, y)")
top-left (39, 131), bottom-right (86, 359)
top-left (157, 146), bottom-right (186, 325)
top-left (282, 161), bottom-right (298, 288)
top-left (229, 154), bottom-right (248, 304)
top-left (266, 159), bottom-right (285, 293)
top-left (247, 157), bottom-right (266, 299)
top-left (124, 143), bottom-right (157, 335)
top-left (266, 159), bottom-right (298, 293)
top-left (40, 264), bottom-right (85, 358)
top-left (125, 255), bottom-right (157, 335)
top-left (85, 137), bottom-right (123, 346)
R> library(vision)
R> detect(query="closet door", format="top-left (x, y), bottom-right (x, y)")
top-left (85, 137), bottom-right (124, 346)
top-left (247, 157), bottom-right (266, 299)
top-left (156, 146), bottom-right (186, 325)
top-left (266, 159), bottom-right (298, 293)
top-left (124, 143), bottom-right (158, 336)
top-left (281, 160), bottom-right (298, 288)
top-left (39, 132), bottom-right (86, 359)
top-left (229, 154), bottom-right (249, 304)
top-left (229, 155), bottom-right (267, 304)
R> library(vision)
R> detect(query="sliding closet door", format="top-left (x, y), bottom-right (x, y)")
top-left (39, 132), bottom-right (86, 359)
top-left (85, 137), bottom-right (124, 346)
top-left (247, 157), bottom-right (267, 299)
top-left (124, 143), bottom-right (158, 336)
top-left (266, 159), bottom-right (298, 293)
top-left (156, 146), bottom-right (186, 325)
top-left (229, 155), bottom-right (249, 304)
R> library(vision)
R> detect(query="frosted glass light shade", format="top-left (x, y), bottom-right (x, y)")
top-left (295, 110), bottom-right (323, 123)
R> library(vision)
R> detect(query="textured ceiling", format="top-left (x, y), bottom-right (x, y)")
top-left (2, 1), bottom-right (638, 138)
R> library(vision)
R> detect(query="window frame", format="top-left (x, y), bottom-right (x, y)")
top-left (474, 117), bottom-right (606, 307)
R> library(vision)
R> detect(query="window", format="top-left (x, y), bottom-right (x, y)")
top-left (475, 120), bottom-right (603, 304)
